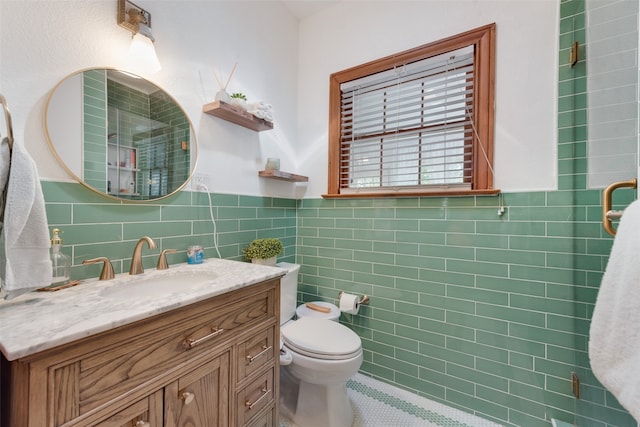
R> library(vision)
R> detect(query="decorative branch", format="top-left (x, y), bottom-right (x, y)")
top-left (210, 63), bottom-right (224, 90)
top-left (224, 62), bottom-right (237, 90)
top-left (210, 62), bottom-right (238, 91)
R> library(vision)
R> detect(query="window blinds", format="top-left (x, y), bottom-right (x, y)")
top-left (339, 47), bottom-right (475, 192)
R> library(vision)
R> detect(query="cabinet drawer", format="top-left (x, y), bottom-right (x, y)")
top-left (73, 289), bottom-right (274, 416)
top-left (236, 368), bottom-right (274, 426)
top-left (237, 326), bottom-right (276, 383)
top-left (244, 406), bottom-right (275, 427)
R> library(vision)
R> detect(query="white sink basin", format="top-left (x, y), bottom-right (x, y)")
top-left (100, 270), bottom-right (218, 299)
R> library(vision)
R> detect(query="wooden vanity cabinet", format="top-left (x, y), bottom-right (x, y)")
top-left (1, 278), bottom-right (280, 427)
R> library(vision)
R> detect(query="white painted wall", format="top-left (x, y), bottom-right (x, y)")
top-left (0, 0), bottom-right (301, 199)
top-left (0, 0), bottom-right (558, 200)
top-left (296, 0), bottom-right (560, 196)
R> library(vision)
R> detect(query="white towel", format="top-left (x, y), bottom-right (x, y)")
top-left (0, 137), bottom-right (10, 221)
top-left (247, 101), bottom-right (274, 122)
top-left (0, 141), bottom-right (52, 295)
top-left (589, 199), bottom-right (640, 423)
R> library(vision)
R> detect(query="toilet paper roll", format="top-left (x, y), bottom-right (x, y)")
top-left (339, 292), bottom-right (360, 315)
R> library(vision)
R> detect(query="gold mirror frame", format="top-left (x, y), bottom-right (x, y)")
top-left (44, 67), bottom-right (198, 203)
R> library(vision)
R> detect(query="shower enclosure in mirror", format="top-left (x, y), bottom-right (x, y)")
top-left (45, 68), bottom-right (197, 202)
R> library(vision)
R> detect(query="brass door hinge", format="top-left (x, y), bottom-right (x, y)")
top-left (570, 41), bottom-right (580, 67)
top-left (571, 372), bottom-right (580, 399)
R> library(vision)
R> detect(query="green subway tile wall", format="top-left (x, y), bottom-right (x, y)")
top-left (35, 1), bottom-right (636, 426)
top-left (296, 188), bottom-right (631, 427)
top-left (108, 77), bottom-right (152, 118)
top-left (43, 181), bottom-right (297, 280)
top-left (148, 91), bottom-right (190, 193)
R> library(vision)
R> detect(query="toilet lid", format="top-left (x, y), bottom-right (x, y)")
top-left (281, 317), bottom-right (361, 359)
top-left (296, 301), bottom-right (340, 321)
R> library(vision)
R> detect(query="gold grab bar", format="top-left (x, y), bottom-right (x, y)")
top-left (602, 178), bottom-right (637, 236)
top-left (0, 94), bottom-right (14, 150)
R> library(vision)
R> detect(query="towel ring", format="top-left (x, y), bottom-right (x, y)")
top-left (602, 178), bottom-right (637, 236)
top-left (0, 94), bottom-right (14, 150)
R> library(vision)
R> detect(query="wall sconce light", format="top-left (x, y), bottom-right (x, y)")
top-left (117, 0), bottom-right (161, 74)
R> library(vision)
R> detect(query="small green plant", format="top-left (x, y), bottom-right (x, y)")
top-left (230, 92), bottom-right (247, 101)
top-left (242, 238), bottom-right (283, 260)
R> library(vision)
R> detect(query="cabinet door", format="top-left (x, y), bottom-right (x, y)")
top-left (164, 352), bottom-right (230, 427)
top-left (94, 390), bottom-right (162, 427)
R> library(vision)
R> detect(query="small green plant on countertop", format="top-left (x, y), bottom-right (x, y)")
top-left (230, 92), bottom-right (247, 101)
top-left (242, 238), bottom-right (283, 260)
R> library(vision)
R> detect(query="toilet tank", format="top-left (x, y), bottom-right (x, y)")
top-left (276, 262), bottom-right (300, 325)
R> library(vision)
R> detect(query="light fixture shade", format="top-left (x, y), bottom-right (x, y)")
top-left (128, 31), bottom-right (161, 74)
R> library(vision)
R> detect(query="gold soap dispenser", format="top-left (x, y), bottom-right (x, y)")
top-left (50, 228), bottom-right (70, 286)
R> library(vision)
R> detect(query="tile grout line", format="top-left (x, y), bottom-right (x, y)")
top-left (346, 378), bottom-right (475, 427)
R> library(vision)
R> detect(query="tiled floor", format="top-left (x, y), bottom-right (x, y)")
top-left (279, 373), bottom-right (503, 427)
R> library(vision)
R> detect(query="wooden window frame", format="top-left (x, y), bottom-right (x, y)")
top-left (324, 23), bottom-right (498, 198)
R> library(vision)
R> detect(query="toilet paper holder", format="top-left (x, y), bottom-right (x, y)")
top-left (338, 291), bottom-right (370, 306)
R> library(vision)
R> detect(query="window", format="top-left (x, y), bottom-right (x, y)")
top-left (326, 24), bottom-right (497, 198)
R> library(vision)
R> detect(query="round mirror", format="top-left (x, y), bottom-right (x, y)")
top-left (44, 68), bottom-right (197, 202)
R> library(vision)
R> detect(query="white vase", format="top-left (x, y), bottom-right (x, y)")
top-left (230, 98), bottom-right (247, 111)
top-left (215, 90), bottom-right (231, 103)
top-left (252, 257), bottom-right (277, 266)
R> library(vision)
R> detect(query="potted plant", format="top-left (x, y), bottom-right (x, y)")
top-left (230, 92), bottom-right (247, 111)
top-left (242, 238), bottom-right (283, 266)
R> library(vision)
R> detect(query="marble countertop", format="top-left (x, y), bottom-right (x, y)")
top-left (0, 258), bottom-right (285, 361)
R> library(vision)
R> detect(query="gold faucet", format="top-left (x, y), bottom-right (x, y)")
top-left (157, 249), bottom-right (177, 270)
top-left (129, 236), bottom-right (157, 275)
top-left (82, 257), bottom-right (115, 280)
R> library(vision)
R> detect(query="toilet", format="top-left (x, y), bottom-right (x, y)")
top-left (277, 262), bottom-right (363, 427)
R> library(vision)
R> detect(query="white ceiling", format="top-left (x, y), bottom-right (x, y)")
top-left (281, 0), bottom-right (341, 19)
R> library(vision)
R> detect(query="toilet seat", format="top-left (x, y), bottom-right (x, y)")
top-left (281, 317), bottom-right (361, 360)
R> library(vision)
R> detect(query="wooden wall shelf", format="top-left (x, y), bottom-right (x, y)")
top-left (259, 170), bottom-right (308, 182)
top-left (203, 100), bottom-right (273, 132)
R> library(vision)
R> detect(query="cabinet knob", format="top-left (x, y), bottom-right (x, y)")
top-left (135, 421), bottom-right (150, 427)
top-left (181, 391), bottom-right (195, 405)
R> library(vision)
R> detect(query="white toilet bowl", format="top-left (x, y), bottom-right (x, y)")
top-left (286, 349), bottom-right (363, 384)
top-left (277, 263), bottom-right (363, 427)
top-left (280, 316), bottom-right (362, 427)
